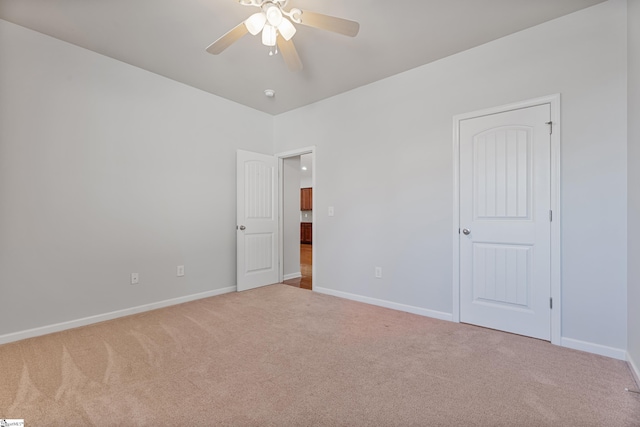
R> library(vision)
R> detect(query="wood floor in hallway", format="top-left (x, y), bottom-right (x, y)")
top-left (282, 244), bottom-right (312, 290)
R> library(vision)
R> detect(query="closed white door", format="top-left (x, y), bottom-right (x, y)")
top-left (459, 104), bottom-right (551, 340)
top-left (237, 150), bottom-right (279, 292)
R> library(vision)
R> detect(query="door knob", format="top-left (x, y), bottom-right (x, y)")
top-left (462, 228), bottom-right (471, 235)
top-left (239, 225), bottom-right (246, 230)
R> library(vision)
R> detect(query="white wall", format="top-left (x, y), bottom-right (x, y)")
top-left (283, 156), bottom-right (301, 278)
top-left (274, 0), bottom-right (628, 354)
top-left (628, 0), bottom-right (640, 378)
top-left (0, 19), bottom-right (272, 337)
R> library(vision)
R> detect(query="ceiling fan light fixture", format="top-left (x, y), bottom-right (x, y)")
top-left (245, 12), bottom-right (266, 35)
top-left (277, 17), bottom-right (296, 41)
top-left (207, 1), bottom-right (359, 72)
top-left (265, 4), bottom-right (283, 26)
top-left (262, 24), bottom-right (277, 46)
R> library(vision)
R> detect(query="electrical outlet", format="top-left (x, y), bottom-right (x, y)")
top-left (131, 273), bottom-right (139, 285)
top-left (328, 206), bottom-right (334, 216)
top-left (177, 265), bottom-right (185, 277)
top-left (375, 267), bottom-right (382, 278)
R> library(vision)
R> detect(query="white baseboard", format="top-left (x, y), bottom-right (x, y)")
top-left (314, 287), bottom-right (453, 322)
top-left (6, 284), bottom-right (631, 368)
top-left (314, 287), bottom-right (632, 362)
top-left (283, 272), bottom-right (302, 280)
top-left (0, 286), bottom-right (236, 345)
top-left (560, 337), bottom-right (627, 361)
top-left (628, 351), bottom-right (640, 387)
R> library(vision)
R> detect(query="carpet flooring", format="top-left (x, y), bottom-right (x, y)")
top-left (1, 284), bottom-right (638, 426)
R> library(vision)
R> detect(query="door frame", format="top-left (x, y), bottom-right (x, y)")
top-left (276, 146), bottom-right (316, 286)
top-left (452, 94), bottom-right (561, 345)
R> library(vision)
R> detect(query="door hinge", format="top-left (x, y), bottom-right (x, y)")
top-left (550, 298), bottom-right (553, 309)
top-left (545, 121), bottom-right (553, 134)
top-left (549, 210), bottom-right (553, 222)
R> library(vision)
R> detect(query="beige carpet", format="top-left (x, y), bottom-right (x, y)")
top-left (0, 284), bottom-right (638, 426)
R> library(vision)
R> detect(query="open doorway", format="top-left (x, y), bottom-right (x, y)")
top-left (279, 151), bottom-right (314, 290)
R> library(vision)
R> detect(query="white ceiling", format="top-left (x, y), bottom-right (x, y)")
top-left (0, 0), bottom-right (606, 115)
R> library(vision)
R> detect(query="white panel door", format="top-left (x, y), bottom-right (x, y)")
top-left (237, 150), bottom-right (279, 292)
top-left (459, 104), bottom-right (551, 340)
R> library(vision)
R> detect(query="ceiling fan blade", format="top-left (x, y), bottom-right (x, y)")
top-left (297, 10), bottom-right (359, 37)
top-left (277, 35), bottom-right (303, 72)
top-left (206, 22), bottom-right (249, 54)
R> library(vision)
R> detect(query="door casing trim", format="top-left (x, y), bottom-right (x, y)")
top-left (452, 94), bottom-right (561, 345)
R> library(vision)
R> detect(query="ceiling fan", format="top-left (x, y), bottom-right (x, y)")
top-left (206, 0), bottom-right (359, 72)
